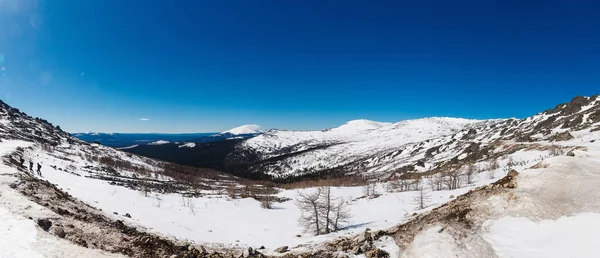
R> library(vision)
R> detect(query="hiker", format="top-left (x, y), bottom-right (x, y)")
top-left (37, 163), bottom-right (42, 176)
top-left (29, 160), bottom-right (33, 172)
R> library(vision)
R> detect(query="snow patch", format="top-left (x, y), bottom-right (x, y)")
top-left (147, 140), bottom-right (170, 145)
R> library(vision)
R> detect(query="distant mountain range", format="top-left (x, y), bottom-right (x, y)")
top-left (71, 125), bottom-right (265, 148)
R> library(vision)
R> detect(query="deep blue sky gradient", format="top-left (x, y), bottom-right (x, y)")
top-left (1, 0), bottom-right (599, 132)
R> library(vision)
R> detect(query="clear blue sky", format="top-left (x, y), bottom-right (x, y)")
top-left (1, 0), bottom-right (599, 133)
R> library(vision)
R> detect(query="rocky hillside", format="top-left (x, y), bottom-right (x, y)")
top-left (224, 95), bottom-right (600, 181)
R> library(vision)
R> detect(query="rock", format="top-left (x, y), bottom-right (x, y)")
top-left (352, 246), bottom-right (361, 255)
top-left (361, 240), bottom-right (373, 252)
top-left (507, 169), bottom-right (519, 178)
top-left (567, 151), bottom-right (575, 157)
top-left (37, 218), bottom-right (52, 231)
top-left (258, 246), bottom-right (265, 250)
top-left (113, 212), bottom-right (118, 215)
top-left (188, 245), bottom-right (195, 251)
top-left (242, 247), bottom-right (254, 257)
top-left (125, 213), bottom-right (131, 218)
top-left (366, 248), bottom-right (390, 258)
top-left (295, 234), bottom-right (301, 238)
top-left (52, 226), bottom-right (66, 238)
top-left (274, 246), bottom-right (288, 253)
top-left (449, 195), bottom-right (455, 199)
top-left (198, 246), bottom-right (207, 254)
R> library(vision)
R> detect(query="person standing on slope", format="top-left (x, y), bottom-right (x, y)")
top-left (29, 159), bottom-right (33, 172)
top-left (36, 163), bottom-right (42, 176)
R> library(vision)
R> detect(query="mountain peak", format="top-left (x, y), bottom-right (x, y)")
top-left (221, 124), bottom-right (264, 135)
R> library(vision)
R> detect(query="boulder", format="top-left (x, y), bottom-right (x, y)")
top-left (37, 218), bottom-right (52, 231)
top-left (567, 151), bottom-right (575, 157)
top-left (507, 169), bottom-right (519, 178)
top-left (242, 247), bottom-right (254, 257)
top-left (125, 213), bottom-right (132, 218)
top-left (52, 226), bottom-right (66, 238)
top-left (273, 246), bottom-right (288, 253)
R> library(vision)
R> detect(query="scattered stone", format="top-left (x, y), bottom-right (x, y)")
top-left (366, 249), bottom-right (390, 258)
top-left (567, 151), bottom-right (575, 157)
top-left (295, 234), bottom-right (301, 238)
top-left (53, 226), bottom-right (66, 238)
top-left (258, 246), bottom-right (265, 250)
top-left (113, 212), bottom-right (118, 215)
top-left (242, 247), bottom-right (254, 257)
top-left (125, 213), bottom-right (131, 218)
top-left (274, 246), bottom-right (288, 253)
top-left (449, 195), bottom-right (455, 199)
top-left (507, 169), bottom-right (519, 178)
top-left (37, 218), bottom-right (52, 231)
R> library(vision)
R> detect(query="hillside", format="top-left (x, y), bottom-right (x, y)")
top-left (224, 95), bottom-right (600, 180)
top-left (1, 96), bottom-right (600, 257)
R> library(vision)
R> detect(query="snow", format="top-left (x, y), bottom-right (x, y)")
top-left (178, 142), bottom-right (196, 148)
top-left (482, 213), bottom-right (600, 258)
top-left (241, 117), bottom-right (482, 177)
top-left (15, 137), bottom-right (510, 253)
top-left (148, 140), bottom-right (170, 145)
top-left (221, 125), bottom-right (263, 135)
top-left (0, 207), bottom-right (44, 258)
top-left (401, 226), bottom-right (462, 258)
top-left (0, 141), bottom-right (124, 258)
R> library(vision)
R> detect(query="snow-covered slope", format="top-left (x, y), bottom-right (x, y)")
top-left (226, 96), bottom-right (600, 180)
top-left (221, 124), bottom-right (264, 135)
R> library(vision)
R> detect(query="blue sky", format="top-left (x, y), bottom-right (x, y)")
top-left (1, 1), bottom-right (599, 133)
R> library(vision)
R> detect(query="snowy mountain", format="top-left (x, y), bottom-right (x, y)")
top-left (220, 124), bottom-right (264, 135)
top-left (2, 96), bottom-right (600, 257)
top-left (225, 96), bottom-right (600, 180)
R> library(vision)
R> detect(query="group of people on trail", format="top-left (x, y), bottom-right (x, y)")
top-left (19, 156), bottom-right (42, 176)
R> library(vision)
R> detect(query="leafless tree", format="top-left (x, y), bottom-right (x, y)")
top-left (430, 172), bottom-right (444, 191)
top-left (329, 197), bottom-right (351, 232)
top-left (506, 156), bottom-right (516, 169)
top-left (413, 184), bottom-right (431, 210)
top-left (363, 183), bottom-right (377, 197)
top-left (442, 168), bottom-right (462, 190)
top-left (296, 186), bottom-right (351, 235)
top-left (296, 188), bottom-right (323, 235)
top-left (260, 195), bottom-right (273, 209)
top-left (464, 163), bottom-right (476, 184)
top-left (487, 159), bottom-right (499, 179)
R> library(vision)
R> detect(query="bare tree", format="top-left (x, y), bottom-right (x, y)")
top-left (442, 167), bottom-right (462, 190)
top-left (296, 188), bottom-right (323, 235)
top-left (296, 186), bottom-right (351, 235)
top-left (464, 163), bottom-right (476, 184)
top-left (329, 198), bottom-right (351, 232)
top-left (430, 172), bottom-right (444, 191)
top-left (506, 156), bottom-right (516, 169)
top-left (363, 183), bottom-right (377, 197)
top-left (260, 195), bottom-right (273, 209)
top-left (413, 184), bottom-right (431, 210)
top-left (487, 159), bottom-right (499, 179)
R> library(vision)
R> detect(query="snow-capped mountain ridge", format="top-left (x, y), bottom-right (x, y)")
top-left (220, 124), bottom-right (264, 135)
top-left (226, 95), bottom-right (600, 179)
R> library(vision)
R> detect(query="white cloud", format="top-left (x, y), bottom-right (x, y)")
top-left (139, 118), bottom-right (150, 121)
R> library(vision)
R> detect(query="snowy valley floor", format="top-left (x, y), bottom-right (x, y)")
top-left (2, 136), bottom-right (600, 257)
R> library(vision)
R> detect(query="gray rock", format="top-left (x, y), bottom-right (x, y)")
top-left (243, 247), bottom-right (254, 257)
top-left (37, 219), bottom-right (52, 231)
top-left (52, 226), bottom-right (66, 238)
top-left (274, 246), bottom-right (288, 253)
